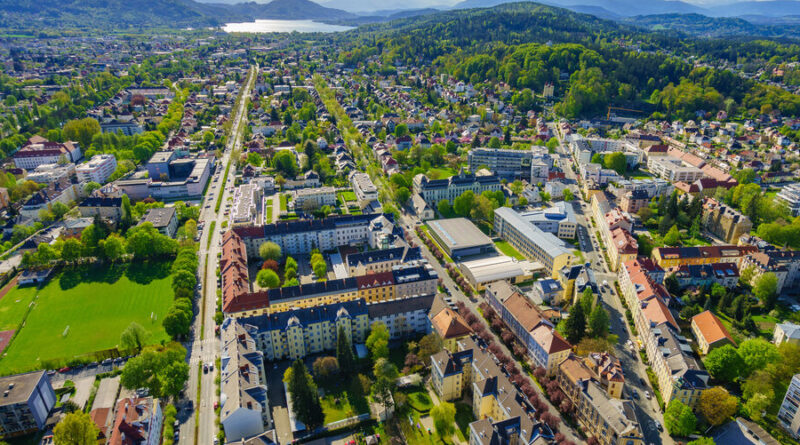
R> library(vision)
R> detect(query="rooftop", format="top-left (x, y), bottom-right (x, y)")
top-left (428, 218), bottom-right (493, 251)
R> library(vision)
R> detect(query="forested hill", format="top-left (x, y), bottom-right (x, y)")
top-left (623, 13), bottom-right (800, 38)
top-left (335, 2), bottom-right (800, 120)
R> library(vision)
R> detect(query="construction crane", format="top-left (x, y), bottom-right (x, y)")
top-left (607, 106), bottom-right (643, 120)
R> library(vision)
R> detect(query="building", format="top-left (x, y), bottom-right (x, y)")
top-left (108, 396), bottom-right (162, 445)
top-left (643, 322), bottom-right (709, 408)
top-left (779, 374), bottom-right (800, 438)
top-left (647, 157), bottom-right (704, 182)
top-left (76, 154), bottom-right (117, 184)
top-left (557, 263), bottom-right (598, 305)
top-left (140, 207), bottom-right (178, 238)
top-left (494, 207), bottom-right (574, 277)
top-left (78, 197), bottom-right (124, 221)
top-left (429, 296), bottom-right (472, 351)
top-left (117, 155), bottom-right (212, 200)
top-left (20, 179), bottom-right (80, 221)
top-left (484, 281), bottom-right (571, 375)
top-left (774, 322), bottom-right (800, 346)
top-left (0, 371), bottom-right (55, 438)
top-left (619, 189), bottom-right (649, 214)
top-left (556, 355), bottom-right (642, 445)
top-left (26, 163), bottom-right (75, 185)
top-left (652, 245), bottom-right (757, 268)
top-left (511, 202), bottom-right (577, 239)
top-left (100, 119), bottom-right (143, 136)
top-left (467, 147), bottom-right (534, 180)
top-left (62, 217), bottom-right (94, 238)
top-left (741, 250), bottom-right (800, 293)
top-left (13, 136), bottom-right (82, 170)
top-left (777, 183), bottom-right (800, 217)
top-left (669, 263), bottom-right (740, 288)
top-left (531, 278), bottom-right (563, 304)
top-left (458, 256), bottom-right (544, 291)
top-left (702, 198), bottom-right (753, 244)
top-left (714, 417), bottom-right (781, 445)
top-left (431, 349), bottom-right (473, 401)
top-left (427, 218), bottom-right (495, 259)
top-left (691, 310), bottom-right (736, 355)
top-left (410, 194), bottom-right (434, 220)
top-left (349, 172), bottom-right (378, 206)
top-left (608, 227), bottom-right (638, 272)
top-left (230, 214), bottom-right (400, 257)
top-left (220, 318), bottom-right (270, 442)
top-left (231, 183), bottom-right (263, 227)
top-left (413, 169), bottom-right (501, 205)
top-left (345, 246), bottom-right (421, 276)
top-left (293, 186), bottom-right (336, 210)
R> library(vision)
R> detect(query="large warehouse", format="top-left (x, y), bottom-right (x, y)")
top-left (427, 218), bottom-right (495, 259)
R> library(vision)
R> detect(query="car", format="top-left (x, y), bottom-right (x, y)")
top-left (203, 364), bottom-right (209, 374)
top-left (58, 366), bottom-right (71, 373)
top-left (644, 391), bottom-right (652, 400)
top-left (631, 389), bottom-right (639, 399)
top-left (102, 358), bottom-right (113, 365)
top-left (640, 377), bottom-right (646, 385)
top-left (654, 420), bottom-right (662, 431)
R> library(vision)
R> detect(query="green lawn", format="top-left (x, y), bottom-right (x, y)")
top-left (0, 261), bottom-right (175, 375)
top-left (404, 389), bottom-right (433, 412)
top-left (319, 379), bottom-right (369, 424)
top-left (266, 203), bottom-right (273, 222)
top-left (454, 402), bottom-right (473, 442)
top-left (338, 191), bottom-right (357, 202)
top-left (280, 194), bottom-right (288, 212)
top-left (494, 240), bottom-right (525, 260)
top-left (428, 167), bottom-right (458, 179)
top-left (0, 284), bottom-right (37, 332)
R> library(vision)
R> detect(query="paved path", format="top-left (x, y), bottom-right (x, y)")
top-left (72, 376), bottom-right (95, 410)
top-left (273, 406), bottom-right (293, 445)
top-left (91, 376), bottom-right (120, 411)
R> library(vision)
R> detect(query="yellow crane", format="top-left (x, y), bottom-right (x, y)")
top-left (607, 106), bottom-right (643, 120)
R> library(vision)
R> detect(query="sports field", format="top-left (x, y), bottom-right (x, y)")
top-left (0, 261), bottom-right (175, 375)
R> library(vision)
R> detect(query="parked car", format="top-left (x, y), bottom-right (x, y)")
top-left (203, 364), bottom-right (208, 374)
top-left (654, 420), bottom-right (662, 431)
top-left (644, 391), bottom-right (652, 400)
top-left (631, 389), bottom-right (639, 400)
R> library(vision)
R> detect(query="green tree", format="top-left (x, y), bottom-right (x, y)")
top-left (563, 302), bottom-right (586, 344)
top-left (102, 234), bottom-right (126, 262)
top-left (53, 411), bottom-right (99, 445)
top-left (312, 356), bottom-right (340, 385)
top-left (372, 377), bottom-right (395, 417)
top-left (121, 194), bottom-right (133, 226)
top-left (698, 387), bottom-right (738, 426)
top-left (256, 269), bottom-right (280, 289)
top-left (580, 287), bottom-right (594, 314)
top-left (563, 188), bottom-right (574, 201)
top-left (395, 187), bottom-right (411, 205)
top-left (51, 202), bottom-right (70, 220)
top-left (313, 261), bottom-right (327, 279)
top-left (259, 242), bottom-right (282, 261)
top-left (453, 191), bottom-right (475, 217)
top-left (162, 305), bottom-right (192, 338)
top-left (373, 357), bottom-right (399, 381)
top-left (488, 137), bottom-right (501, 148)
top-left (663, 224), bottom-right (681, 246)
top-left (286, 360), bottom-right (324, 429)
top-left (336, 326), bottom-right (356, 373)
top-left (604, 152), bottom-right (627, 175)
top-left (703, 344), bottom-right (744, 383)
top-left (273, 150), bottom-right (298, 177)
top-left (754, 272), bottom-right (778, 310)
top-left (120, 343), bottom-right (188, 398)
top-left (63, 117), bottom-right (101, 149)
top-left (738, 338), bottom-right (780, 377)
top-left (120, 322), bottom-right (148, 351)
top-left (366, 322), bottom-right (390, 360)
top-left (588, 305), bottom-right (610, 338)
top-left (430, 402), bottom-right (456, 437)
top-left (664, 399), bottom-right (696, 436)
top-left (61, 238), bottom-right (83, 263)
top-left (687, 438), bottom-right (714, 445)
top-left (438, 199), bottom-right (452, 217)
top-left (83, 181), bottom-right (101, 195)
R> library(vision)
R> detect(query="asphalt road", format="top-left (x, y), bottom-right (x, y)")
top-left (179, 65), bottom-right (256, 445)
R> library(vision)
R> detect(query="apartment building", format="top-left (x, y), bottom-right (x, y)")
top-left (13, 135), bottom-right (82, 170)
top-left (78, 197), bottom-right (123, 221)
top-left (345, 246), bottom-right (422, 276)
top-left (669, 263), bottom-right (740, 289)
top-left (777, 183), bottom-right (800, 216)
top-left (467, 147), bottom-right (537, 180)
top-left (230, 183), bottom-right (263, 227)
top-left (412, 169), bottom-right (501, 205)
top-left (484, 281), bottom-right (571, 375)
top-left (701, 198), bottom-right (753, 244)
top-left (349, 172), bottom-right (378, 206)
top-left (740, 250), bottom-right (800, 293)
top-left (76, 154), bottom-right (117, 184)
top-left (609, 227), bottom-right (638, 272)
top-left (778, 374), bottom-right (800, 438)
top-left (220, 318), bottom-right (270, 442)
top-left (691, 310), bottom-right (736, 355)
top-left (293, 186), bottom-right (337, 209)
top-left (494, 207), bottom-right (574, 277)
top-left (108, 396), bottom-right (162, 445)
top-left (619, 189), bottom-right (650, 214)
top-left (775, 322), bottom-right (800, 346)
top-left (429, 296), bottom-right (472, 351)
top-left (643, 322), bottom-right (709, 409)
top-left (0, 371), bottom-right (55, 438)
top-left (651, 245), bottom-right (757, 268)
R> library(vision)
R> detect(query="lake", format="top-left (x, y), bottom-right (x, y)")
top-left (223, 19), bottom-right (354, 33)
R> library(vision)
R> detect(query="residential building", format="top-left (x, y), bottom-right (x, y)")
top-left (531, 278), bottom-right (563, 304)
top-left (714, 417), bottom-right (781, 445)
top-left (108, 396), bottom-right (162, 445)
top-left (231, 183), bottom-right (263, 227)
top-left (619, 189), bottom-right (649, 214)
top-left (220, 318), bottom-right (270, 442)
top-left (467, 147), bottom-right (534, 180)
top-left (651, 245), bottom-right (757, 268)
top-left (410, 194), bottom-right (434, 220)
top-left (431, 349), bottom-right (474, 401)
top-left (20, 179), bottom-right (80, 221)
top-left (557, 263), bottom-right (598, 306)
top-left (349, 172), bottom-right (378, 206)
top-left (13, 135), bottom-right (82, 170)
top-left (512, 202), bottom-right (577, 239)
top-left (608, 227), bottom-right (638, 272)
top-left (140, 207), bottom-right (178, 238)
top-left (427, 218), bottom-right (495, 259)
top-left (779, 374), bottom-right (800, 438)
top-left (579, 163), bottom-right (620, 185)
top-left (62, 217), bottom-right (94, 238)
top-left (345, 246), bottom-right (421, 276)
top-left (701, 198), bottom-right (753, 244)
top-left (669, 263), bottom-right (740, 288)
top-left (293, 186), bottom-right (336, 210)
top-left (117, 155), bottom-right (212, 200)
top-left (484, 281), bottom-right (571, 375)
top-left (643, 322), bottom-right (709, 408)
top-left (774, 322), bottom-right (800, 346)
top-left (647, 157), bottom-right (704, 182)
top-left (740, 249), bottom-right (800, 293)
top-left (26, 163), bottom-right (75, 185)
top-left (691, 310), bottom-right (736, 355)
top-left (76, 154), bottom-right (117, 184)
top-left (412, 169), bottom-right (501, 205)
top-left (0, 371), bottom-right (55, 438)
top-left (429, 296), bottom-right (472, 351)
top-left (777, 183), bottom-right (800, 216)
top-left (494, 207), bottom-right (574, 277)
top-left (78, 197), bottom-right (123, 221)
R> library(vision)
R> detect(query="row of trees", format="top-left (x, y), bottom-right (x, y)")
top-left (163, 244), bottom-right (199, 339)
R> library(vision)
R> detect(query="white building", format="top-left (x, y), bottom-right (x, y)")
top-left (350, 172), bottom-right (378, 206)
top-left (779, 374), bottom-right (800, 438)
top-left (76, 154), bottom-right (117, 184)
top-left (647, 157), bottom-right (704, 183)
top-left (293, 186), bottom-right (337, 210)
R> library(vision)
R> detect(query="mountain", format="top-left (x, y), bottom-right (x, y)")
top-left (0, 0), bottom-right (356, 30)
top-left (565, 4), bottom-right (619, 19)
top-left (622, 12), bottom-right (800, 37)
top-left (450, 0), bottom-right (709, 17)
top-left (709, 1), bottom-right (800, 17)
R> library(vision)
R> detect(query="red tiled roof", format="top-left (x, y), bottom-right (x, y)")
top-left (692, 310), bottom-right (736, 346)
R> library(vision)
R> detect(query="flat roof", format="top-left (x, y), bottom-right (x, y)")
top-left (427, 218), bottom-right (493, 252)
top-left (0, 371), bottom-right (45, 406)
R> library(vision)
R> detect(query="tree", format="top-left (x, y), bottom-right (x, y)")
top-left (453, 190), bottom-right (475, 217)
top-left (563, 188), bottom-right (574, 201)
top-left (754, 272), bottom-right (778, 310)
top-left (703, 344), bottom-right (744, 383)
top-left (395, 187), bottom-right (410, 206)
top-left (286, 360), bottom-right (324, 429)
top-left (120, 322), bottom-right (148, 351)
top-left (663, 224), bottom-right (681, 246)
top-left (580, 287), bottom-right (594, 314)
top-left (743, 392), bottom-right (772, 421)
top-left (102, 234), bottom-right (126, 262)
top-left (162, 305), bottom-right (192, 338)
top-left (53, 411), bottom-right (99, 445)
top-left (430, 401), bottom-right (456, 437)
top-left (603, 152), bottom-right (627, 175)
top-left (373, 358), bottom-right (399, 382)
top-left (563, 302), bottom-right (586, 344)
top-left (437, 199), bottom-right (452, 217)
top-left (61, 238), bottom-right (82, 263)
top-left (259, 242), bottom-right (282, 261)
top-left (273, 150), bottom-right (298, 177)
top-left (120, 344), bottom-right (188, 399)
top-left (372, 377), bottom-right (395, 417)
top-left (121, 194), bottom-right (133, 226)
top-left (52, 202), bottom-right (70, 220)
top-left (312, 356), bottom-right (339, 384)
top-left (588, 305), bottom-right (610, 338)
top-left (698, 387), bottom-right (738, 426)
top-left (738, 338), bottom-right (780, 377)
top-left (417, 332), bottom-right (443, 364)
top-left (336, 326), bottom-right (355, 374)
top-left (664, 399), bottom-right (696, 436)
top-left (256, 269), bottom-right (280, 289)
top-left (63, 117), bottom-right (101, 149)
top-left (687, 439), bottom-right (714, 445)
top-left (313, 261), bottom-right (327, 279)
top-left (366, 322), bottom-right (390, 360)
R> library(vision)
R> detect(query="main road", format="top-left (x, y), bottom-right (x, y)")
top-left (180, 65), bottom-right (256, 445)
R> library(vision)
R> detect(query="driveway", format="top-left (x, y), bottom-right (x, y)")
top-left (91, 376), bottom-right (120, 411)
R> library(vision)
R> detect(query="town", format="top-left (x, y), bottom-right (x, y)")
top-left (1, 6), bottom-right (800, 445)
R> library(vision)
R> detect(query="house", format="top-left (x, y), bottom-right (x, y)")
top-left (78, 197), bottom-right (124, 221)
top-left (411, 194), bottom-right (434, 220)
top-left (108, 397), bottom-right (162, 445)
top-left (140, 207), bottom-right (178, 238)
top-left (0, 371), bottom-right (55, 438)
top-left (691, 310), bottom-right (736, 355)
top-left (531, 278), bottom-right (563, 304)
top-left (774, 322), bottom-right (800, 346)
top-left (429, 295), bottom-right (472, 351)
top-left (13, 135), bottom-right (82, 170)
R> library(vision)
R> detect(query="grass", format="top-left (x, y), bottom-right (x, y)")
top-left (404, 389), bottom-right (433, 412)
top-left (753, 314), bottom-right (780, 336)
top-left (0, 261), bottom-right (175, 375)
top-left (338, 191), bottom-right (357, 202)
top-left (0, 285), bottom-right (38, 332)
top-left (206, 221), bottom-right (216, 249)
top-left (215, 160), bottom-right (231, 213)
top-left (428, 167), bottom-right (458, 179)
top-left (280, 194), bottom-right (288, 212)
top-left (320, 379), bottom-right (369, 424)
top-left (494, 240), bottom-right (525, 260)
top-left (454, 402), bottom-right (473, 441)
top-left (266, 202), bottom-right (273, 222)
